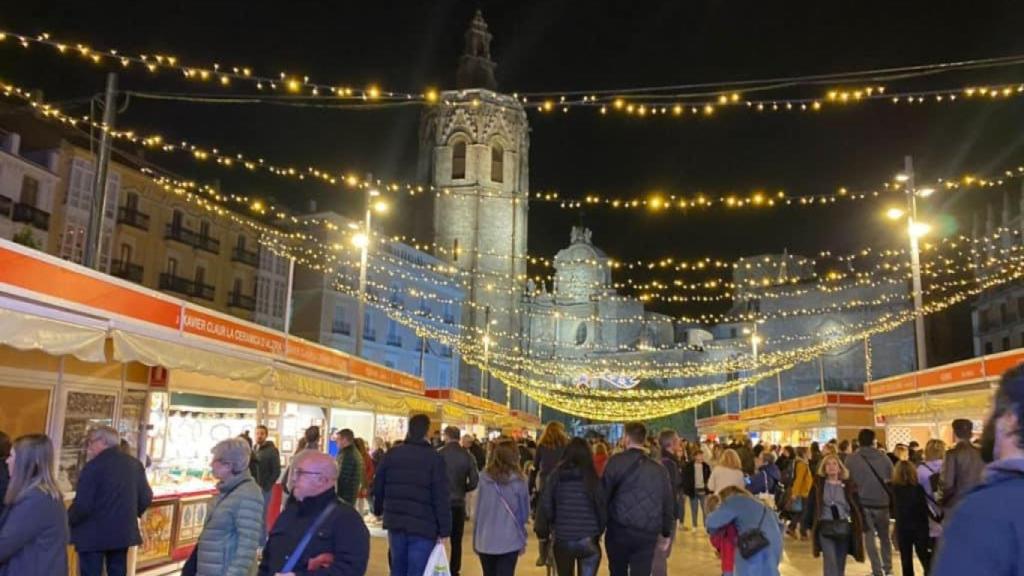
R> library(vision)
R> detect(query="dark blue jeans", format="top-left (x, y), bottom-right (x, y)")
top-left (78, 548), bottom-right (128, 576)
top-left (388, 530), bottom-right (436, 576)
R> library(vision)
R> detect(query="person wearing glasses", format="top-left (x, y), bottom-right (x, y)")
top-left (259, 450), bottom-right (369, 576)
top-left (69, 426), bottom-right (152, 576)
top-left (186, 438), bottom-right (264, 576)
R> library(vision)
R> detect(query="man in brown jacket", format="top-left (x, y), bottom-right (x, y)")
top-left (941, 418), bottom-right (985, 512)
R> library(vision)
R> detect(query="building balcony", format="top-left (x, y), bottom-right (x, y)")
top-left (196, 234), bottom-right (220, 255)
top-left (228, 291), bottom-right (256, 311)
top-left (165, 224), bottom-right (199, 247)
top-left (193, 281), bottom-right (215, 301)
top-left (363, 329), bottom-right (377, 342)
top-left (0, 195), bottom-right (12, 219)
top-left (110, 260), bottom-right (144, 283)
top-left (165, 224), bottom-right (220, 254)
top-left (12, 203), bottom-right (50, 231)
top-left (159, 272), bottom-right (194, 296)
top-left (231, 245), bottom-right (259, 267)
top-left (117, 206), bottom-right (150, 231)
top-left (387, 335), bottom-right (403, 347)
top-left (332, 321), bottom-right (351, 335)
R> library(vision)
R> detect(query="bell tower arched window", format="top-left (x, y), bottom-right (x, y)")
top-left (452, 140), bottom-right (467, 180)
top-left (491, 144), bottom-right (504, 183)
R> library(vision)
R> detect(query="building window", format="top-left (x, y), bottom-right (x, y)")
top-left (729, 327), bottom-right (738, 339)
top-left (233, 277), bottom-right (243, 295)
top-left (451, 140), bottom-right (467, 180)
top-left (20, 175), bottom-right (39, 207)
top-left (237, 235), bottom-right (247, 249)
top-left (986, 341), bottom-right (995, 354)
top-left (491, 144), bottom-right (504, 183)
top-left (1001, 302), bottom-right (1009, 324)
top-left (200, 220), bottom-right (211, 238)
top-left (194, 266), bottom-right (206, 286)
top-left (171, 210), bottom-right (183, 230)
top-left (575, 322), bottom-right (588, 346)
top-left (125, 191), bottom-right (139, 211)
top-left (438, 365), bottom-right (450, 388)
top-left (452, 238), bottom-right (460, 262)
top-left (166, 257), bottom-right (178, 276)
top-left (1003, 336), bottom-right (1011, 352)
top-left (119, 243), bottom-right (131, 264)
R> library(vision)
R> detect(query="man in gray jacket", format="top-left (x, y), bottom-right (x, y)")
top-left (941, 418), bottom-right (985, 512)
top-left (439, 426), bottom-right (479, 576)
top-left (845, 428), bottom-right (895, 576)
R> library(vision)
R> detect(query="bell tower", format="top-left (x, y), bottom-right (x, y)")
top-left (419, 10), bottom-right (530, 407)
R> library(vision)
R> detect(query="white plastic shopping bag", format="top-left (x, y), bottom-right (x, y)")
top-left (422, 543), bottom-right (452, 576)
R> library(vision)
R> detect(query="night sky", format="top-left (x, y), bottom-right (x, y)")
top-left (4, 0), bottom-right (1024, 324)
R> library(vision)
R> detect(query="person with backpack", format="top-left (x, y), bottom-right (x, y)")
top-left (891, 460), bottom-right (932, 576)
top-left (844, 429), bottom-right (895, 576)
top-left (917, 439), bottom-right (946, 548)
top-left (602, 422), bottom-right (674, 576)
top-left (535, 437), bottom-right (606, 576)
top-left (933, 365), bottom-right (1024, 575)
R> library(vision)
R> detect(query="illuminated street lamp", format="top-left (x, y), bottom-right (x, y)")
top-left (890, 156), bottom-right (931, 370)
top-left (354, 177), bottom-right (388, 358)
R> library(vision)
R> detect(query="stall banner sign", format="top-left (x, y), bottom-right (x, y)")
top-left (696, 414), bottom-right (740, 428)
top-left (149, 366), bottom-right (169, 389)
top-left (182, 307), bottom-right (285, 355)
top-left (0, 243), bottom-right (180, 328)
top-left (286, 338), bottom-right (349, 374)
top-left (349, 358), bottom-right (424, 393)
top-left (983, 349), bottom-right (1024, 378)
top-left (865, 375), bottom-right (918, 399)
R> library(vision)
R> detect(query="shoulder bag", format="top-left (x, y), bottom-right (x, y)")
top-left (864, 457), bottom-right (895, 515)
top-left (737, 503), bottom-right (771, 559)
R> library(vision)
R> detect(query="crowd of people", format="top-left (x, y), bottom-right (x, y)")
top-left (2, 365), bottom-right (1024, 575)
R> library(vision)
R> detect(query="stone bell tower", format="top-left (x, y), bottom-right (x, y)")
top-left (419, 10), bottom-right (530, 408)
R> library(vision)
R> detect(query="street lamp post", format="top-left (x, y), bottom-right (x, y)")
top-left (354, 176), bottom-right (386, 358)
top-left (892, 156), bottom-right (931, 371)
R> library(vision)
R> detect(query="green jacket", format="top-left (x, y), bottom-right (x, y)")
top-left (196, 472), bottom-right (264, 576)
top-left (337, 444), bottom-right (364, 505)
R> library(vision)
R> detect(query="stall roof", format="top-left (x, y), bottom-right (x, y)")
top-left (0, 239), bottom-right (424, 399)
top-left (865, 348), bottom-right (1024, 400)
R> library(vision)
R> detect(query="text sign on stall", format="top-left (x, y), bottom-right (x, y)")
top-left (181, 307), bottom-right (285, 355)
top-left (286, 338), bottom-right (349, 374)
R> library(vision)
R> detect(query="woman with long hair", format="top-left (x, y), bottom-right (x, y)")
top-left (535, 437), bottom-right (606, 576)
top-left (809, 453), bottom-right (865, 576)
top-left (706, 485), bottom-right (784, 575)
top-left (707, 448), bottom-right (745, 494)
top-left (353, 437), bottom-right (374, 515)
top-left (535, 422), bottom-right (569, 566)
top-left (0, 434), bottom-right (68, 575)
top-left (917, 439), bottom-right (946, 545)
top-left (891, 460), bottom-right (932, 576)
top-left (473, 441), bottom-right (530, 576)
top-left (786, 446), bottom-right (814, 540)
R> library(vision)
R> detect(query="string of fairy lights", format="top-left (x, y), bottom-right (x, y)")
top-left (8, 27), bottom-right (1024, 417)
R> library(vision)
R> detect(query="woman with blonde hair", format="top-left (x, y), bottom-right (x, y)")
top-left (474, 441), bottom-right (530, 576)
top-left (0, 434), bottom-right (68, 575)
top-left (917, 439), bottom-right (946, 543)
top-left (706, 485), bottom-right (783, 575)
top-left (809, 453), bottom-right (865, 576)
top-left (534, 422), bottom-right (569, 566)
top-left (708, 448), bottom-right (745, 494)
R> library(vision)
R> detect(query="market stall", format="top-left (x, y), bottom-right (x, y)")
top-left (695, 414), bottom-right (744, 442)
top-left (740, 392), bottom-right (874, 446)
top-left (865, 350), bottom-right (1015, 449)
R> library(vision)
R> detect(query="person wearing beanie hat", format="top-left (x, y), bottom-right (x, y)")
top-left (373, 413), bottom-right (451, 576)
top-left (933, 365), bottom-right (1024, 575)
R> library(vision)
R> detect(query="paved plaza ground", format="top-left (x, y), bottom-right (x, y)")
top-left (364, 518), bottom-right (927, 576)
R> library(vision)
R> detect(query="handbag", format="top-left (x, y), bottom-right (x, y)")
top-left (818, 504), bottom-right (852, 540)
top-left (737, 505), bottom-right (771, 559)
top-left (864, 458), bottom-right (896, 516)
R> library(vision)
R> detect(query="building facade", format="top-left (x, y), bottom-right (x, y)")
top-left (289, 211), bottom-right (464, 390)
top-left (0, 129), bottom-right (60, 252)
top-left (971, 190), bottom-right (1024, 356)
top-left (420, 10), bottom-right (531, 408)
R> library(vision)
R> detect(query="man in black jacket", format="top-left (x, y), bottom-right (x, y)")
top-left (374, 414), bottom-right (451, 576)
top-left (652, 429), bottom-right (683, 576)
top-left (440, 426), bottom-right (480, 576)
top-left (259, 450), bottom-right (369, 576)
top-left (69, 426), bottom-right (152, 576)
top-left (253, 425), bottom-right (282, 541)
top-left (602, 422), bottom-right (674, 576)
